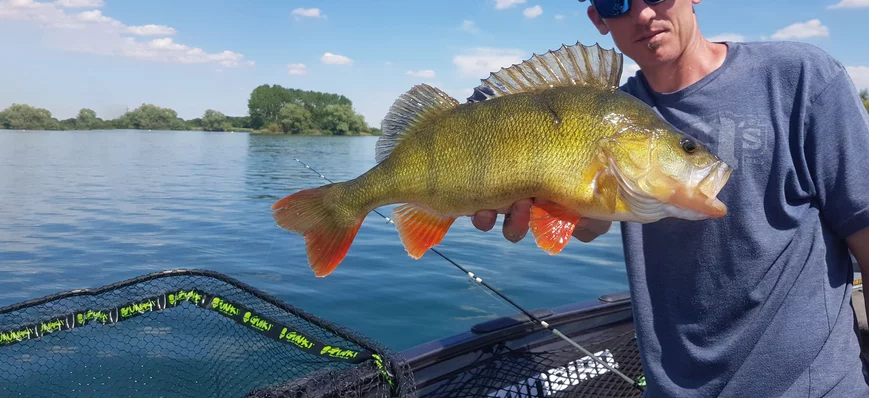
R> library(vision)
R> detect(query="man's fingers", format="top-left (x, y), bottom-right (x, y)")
top-left (573, 219), bottom-right (612, 242)
top-left (573, 228), bottom-right (601, 243)
top-left (472, 199), bottom-right (611, 245)
top-left (503, 199), bottom-right (533, 243)
top-left (472, 209), bottom-right (497, 232)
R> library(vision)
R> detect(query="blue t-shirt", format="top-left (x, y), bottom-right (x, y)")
top-left (619, 41), bottom-right (869, 397)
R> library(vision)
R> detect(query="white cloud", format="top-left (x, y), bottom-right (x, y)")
top-left (771, 19), bottom-right (829, 40)
top-left (127, 24), bottom-right (176, 36)
top-left (124, 38), bottom-right (254, 67)
top-left (321, 52), bottom-right (352, 65)
top-left (291, 7), bottom-right (325, 19)
top-left (0, 0), bottom-right (253, 67)
top-left (555, 14), bottom-right (565, 20)
top-left (828, 0), bottom-right (869, 9)
top-left (523, 5), bottom-right (543, 18)
top-left (54, 0), bottom-right (103, 8)
top-left (848, 66), bottom-right (869, 89)
top-left (406, 70), bottom-right (436, 78)
top-left (453, 47), bottom-right (526, 77)
top-left (459, 19), bottom-right (478, 33)
top-left (707, 33), bottom-right (745, 42)
top-left (620, 63), bottom-right (641, 85)
top-left (287, 63), bottom-right (307, 75)
top-left (495, 0), bottom-right (526, 9)
top-left (77, 9), bottom-right (117, 24)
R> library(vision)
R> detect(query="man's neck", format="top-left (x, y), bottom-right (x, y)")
top-left (641, 35), bottom-right (728, 94)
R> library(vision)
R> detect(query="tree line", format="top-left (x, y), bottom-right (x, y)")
top-left (0, 84), bottom-right (381, 136)
top-left (862, 89), bottom-right (869, 115)
top-left (246, 84), bottom-right (375, 135)
top-left (3, 86), bottom-right (867, 134)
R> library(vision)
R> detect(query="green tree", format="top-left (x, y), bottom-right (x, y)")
top-left (225, 116), bottom-right (251, 128)
top-left (248, 84), bottom-right (286, 129)
top-left (201, 109), bottom-right (227, 131)
top-left (115, 104), bottom-right (188, 130)
top-left (247, 84), bottom-right (357, 130)
top-left (319, 104), bottom-right (368, 135)
top-left (860, 89), bottom-right (868, 114)
top-left (278, 103), bottom-right (313, 134)
top-left (0, 104), bottom-right (59, 130)
top-left (75, 108), bottom-right (102, 130)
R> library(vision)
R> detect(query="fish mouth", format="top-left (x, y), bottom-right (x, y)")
top-left (606, 155), bottom-right (732, 222)
top-left (667, 161), bottom-right (732, 219)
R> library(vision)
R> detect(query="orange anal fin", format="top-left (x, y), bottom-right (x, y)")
top-left (392, 204), bottom-right (456, 259)
top-left (529, 203), bottom-right (582, 255)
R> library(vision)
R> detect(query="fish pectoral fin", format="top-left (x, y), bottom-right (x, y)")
top-left (529, 203), bottom-right (582, 255)
top-left (392, 204), bottom-right (457, 259)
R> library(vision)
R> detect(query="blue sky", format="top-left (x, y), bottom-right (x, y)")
top-left (0, 0), bottom-right (867, 127)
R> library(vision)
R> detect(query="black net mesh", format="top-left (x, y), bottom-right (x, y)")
top-left (413, 321), bottom-right (645, 398)
top-left (0, 269), bottom-right (415, 398)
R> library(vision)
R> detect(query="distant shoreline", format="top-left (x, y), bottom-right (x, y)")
top-left (0, 128), bottom-right (381, 136)
top-left (1, 85), bottom-right (383, 136)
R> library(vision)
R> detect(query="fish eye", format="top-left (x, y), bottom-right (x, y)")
top-left (681, 137), bottom-right (697, 154)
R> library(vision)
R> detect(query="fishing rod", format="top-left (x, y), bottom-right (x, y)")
top-left (291, 158), bottom-right (645, 393)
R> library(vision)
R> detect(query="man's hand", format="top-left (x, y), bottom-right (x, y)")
top-left (470, 198), bottom-right (612, 243)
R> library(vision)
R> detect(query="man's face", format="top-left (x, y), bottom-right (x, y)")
top-left (587, 0), bottom-right (702, 67)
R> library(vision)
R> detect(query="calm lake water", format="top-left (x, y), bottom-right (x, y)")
top-left (0, 129), bottom-right (629, 351)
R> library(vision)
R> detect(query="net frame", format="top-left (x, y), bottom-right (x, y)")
top-left (0, 269), bottom-right (416, 398)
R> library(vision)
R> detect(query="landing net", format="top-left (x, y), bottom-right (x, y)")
top-left (0, 269), bottom-right (415, 397)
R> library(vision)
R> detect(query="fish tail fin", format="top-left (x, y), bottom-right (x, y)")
top-left (271, 185), bottom-right (364, 277)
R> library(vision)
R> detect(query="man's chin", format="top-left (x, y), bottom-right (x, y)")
top-left (629, 45), bottom-right (679, 68)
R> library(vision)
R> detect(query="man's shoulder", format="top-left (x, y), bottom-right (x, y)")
top-left (619, 40), bottom-right (845, 98)
top-left (734, 40), bottom-right (843, 75)
top-left (725, 41), bottom-right (847, 103)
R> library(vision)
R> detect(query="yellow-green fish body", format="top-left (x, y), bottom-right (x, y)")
top-left (272, 42), bottom-right (732, 277)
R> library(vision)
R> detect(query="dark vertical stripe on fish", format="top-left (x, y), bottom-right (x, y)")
top-left (423, 125), bottom-right (438, 199)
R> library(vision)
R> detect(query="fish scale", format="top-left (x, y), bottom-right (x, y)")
top-left (271, 41), bottom-right (733, 278)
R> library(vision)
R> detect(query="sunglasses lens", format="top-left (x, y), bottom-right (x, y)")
top-left (593, 0), bottom-right (630, 18)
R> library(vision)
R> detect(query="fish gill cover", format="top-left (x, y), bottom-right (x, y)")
top-left (0, 269), bottom-right (415, 397)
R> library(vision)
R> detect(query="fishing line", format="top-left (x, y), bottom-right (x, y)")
top-left (291, 158), bottom-right (645, 393)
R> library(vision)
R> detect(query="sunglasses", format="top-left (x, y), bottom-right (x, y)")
top-left (578, 0), bottom-right (667, 19)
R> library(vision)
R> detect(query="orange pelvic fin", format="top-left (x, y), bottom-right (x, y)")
top-left (271, 186), bottom-right (363, 278)
top-left (529, 203), bottom-right (582, 255)
top-left (391, 204), bottom-right (456, 259)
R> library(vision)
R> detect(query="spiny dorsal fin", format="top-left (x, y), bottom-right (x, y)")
top-left (474, 41), bottom-right (623, 101)
top-left (376, 84), bottom-right (459, 163)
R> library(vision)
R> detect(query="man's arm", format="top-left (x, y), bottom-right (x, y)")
top-left (849, 227), bottom-right (869, 281)
top-left (847, 226), bottom-right (869, 359)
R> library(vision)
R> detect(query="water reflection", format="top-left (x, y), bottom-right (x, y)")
top-left (0, 129), bottom-right (628, 351)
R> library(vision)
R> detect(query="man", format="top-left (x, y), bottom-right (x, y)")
top-left (470, 0), bottom-right (869, 396)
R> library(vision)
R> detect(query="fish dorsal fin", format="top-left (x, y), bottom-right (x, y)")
top-left (376, 84), bottom-right (459, 163)
top-left (474, 41), bottom-right (623, 100)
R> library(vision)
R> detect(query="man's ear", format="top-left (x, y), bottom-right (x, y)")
top-left (586, 5), bottom-right (609, 35)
